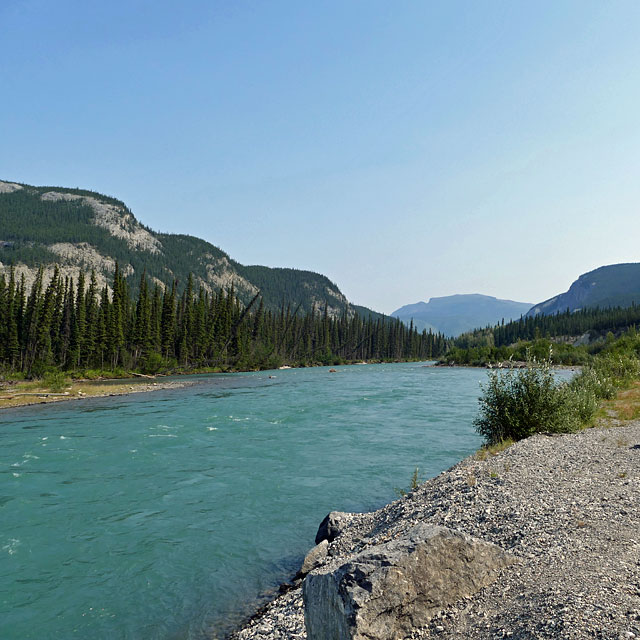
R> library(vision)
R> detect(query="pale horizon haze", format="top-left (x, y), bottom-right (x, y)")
top-left (2, 1), bottom-right (640, 314)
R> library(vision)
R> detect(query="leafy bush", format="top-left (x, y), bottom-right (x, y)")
top-left (595, 353), bottom-right (640, 385)
top-left (142, 352), bottom-right (164, 375)
top-left (475, 347), bottom-right (640, 445)
top-left (81, 369), bottom-right (105, 380)
top-left (44, 371), bottom-right (71, 392)
top-left (570, 353), bottom-right (640, 401)
top-left (561, 384), bottom-right (598, 427)
top-left (570, 366), bottom-right (616, 401)
top-left (3, 371), bottom-right (25, 382)
top-left (474, 356), bottom-right (579, 445)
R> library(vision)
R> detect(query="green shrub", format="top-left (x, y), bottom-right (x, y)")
top-left (81, 369), bottom-right (104, 380)
top-left (570, 366), bottom-right (616, 401)
top-left (561, 384), bottom-right (599, 426)
top-left (474, 356), bottom-right (578, 444)
top-left (142, 352), bottom-right (164, 375)
top-left (394, 467), bottom-right (422, 497)
top-left (595, 353), bottom-right (640, 385)
top-left (6, 371), bottom-right (26, 381)
top-left (44, 371), bottom-right (71, 392)
top-left (570, 353), bottom-right (640, 401)
top-left (475, 347), bottom-right (640, 445)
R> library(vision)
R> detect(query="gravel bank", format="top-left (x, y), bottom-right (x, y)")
top-left (231, 422), bottom-right (640, 640)
top-left (0, 379), bottom-right (198, 411)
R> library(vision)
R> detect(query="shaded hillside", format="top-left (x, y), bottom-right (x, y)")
top-left (392, 294), bottom-right (532, 337)
top-left (528, 263), bottom-right (640, 317)
top-left (0, 179), bottom-right (378, 317)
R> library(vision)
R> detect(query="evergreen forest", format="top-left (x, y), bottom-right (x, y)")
top-left (444, 304), bottom-right (640, 365)
top-left (0, 265), bottom-right (446, 378)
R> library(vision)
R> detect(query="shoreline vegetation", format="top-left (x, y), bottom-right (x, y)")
top-left (438, 303), bottom-right (640, 368)
top-left (472, 341), bottom-right (640, 445)
top-left (3, 260), bottom-right (640, 395)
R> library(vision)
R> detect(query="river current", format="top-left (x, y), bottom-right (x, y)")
top-left (1, 362), bottom-right (489, 639)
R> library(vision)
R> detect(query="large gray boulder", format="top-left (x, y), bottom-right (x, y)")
top-left (299, 540), bottom-right (329, 576)
top-left (303, 524), bottom-right (516, 640)
top-left (315, 511), bottom-right (352, 545)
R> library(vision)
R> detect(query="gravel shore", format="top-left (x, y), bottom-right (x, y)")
top-left (0, 379), bottom-right (198, 411)
top-left (231, 421), bottom-right (640, 640)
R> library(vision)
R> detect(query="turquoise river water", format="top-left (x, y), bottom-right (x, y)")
top-left (1, 362), bottom-right (492, 639)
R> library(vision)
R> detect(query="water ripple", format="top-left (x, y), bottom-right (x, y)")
top-left (0, 363), bottom-right (486, 640)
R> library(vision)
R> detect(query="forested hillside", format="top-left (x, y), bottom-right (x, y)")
top-left (0, 179), bottom-right (378, 318)
top-left (0, 265), bottom-right (446, 377)
top-left (443, 303), bottom-right (640, 366)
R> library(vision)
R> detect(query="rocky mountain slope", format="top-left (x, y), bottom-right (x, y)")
top-left (528, 263), bottom-right (640, 317)
top-left (392, 294), bottom-right (532, 337)
top-left (0, 179), bottom-right (376, 317)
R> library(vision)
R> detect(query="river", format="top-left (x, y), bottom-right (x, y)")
top-left (1, 362), bottom-right (490, 639)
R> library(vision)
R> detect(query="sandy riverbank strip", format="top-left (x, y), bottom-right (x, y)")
top-left (0, 378), bottom-right (198, 410)
top-left (231, 420), bottom-right (640, 640)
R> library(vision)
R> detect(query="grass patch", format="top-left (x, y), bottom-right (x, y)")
top-left (475, 438), bottom-right (514, 460)
top-left (0, 378), bottom-right (169, 409)
top-left (600, 381), bottom-right (640, 421)
top-left (20, 379), bottom-right (45, 391)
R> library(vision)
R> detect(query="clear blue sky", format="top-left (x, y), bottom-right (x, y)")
top-left (2, 1), bottom-right (640, 314)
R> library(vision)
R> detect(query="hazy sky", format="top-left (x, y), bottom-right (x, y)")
top-left (2, 1), bottom-right (640, 314)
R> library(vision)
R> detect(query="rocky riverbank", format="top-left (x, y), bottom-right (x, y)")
top-left (230, 421), bottom-right (640, 639)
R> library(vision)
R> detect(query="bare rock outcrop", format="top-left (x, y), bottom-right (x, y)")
top-left (315, 511), bottom-right (353, 545)
top-left (303, 524), bottom-right (515, 640)
top-left (0, 180), bottom-right (23, 193)
top-left (203, 255), bottom-right (259, 296)
top-left (41, 191), bottom-right (161, 253)
top-left (0, 261), bottom-right (113, 296)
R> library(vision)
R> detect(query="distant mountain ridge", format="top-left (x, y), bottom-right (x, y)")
top-left (527, 263), bottom-right (640, 317)
top-left (0, 179), bottom-right (379, 318)
top-left (392, 294), bottom-right (533, 337)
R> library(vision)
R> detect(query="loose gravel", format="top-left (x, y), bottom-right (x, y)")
top-left (230, 422), bottom-right (640, 640)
